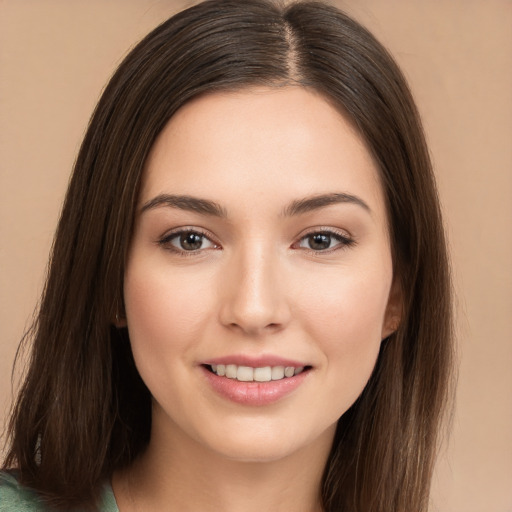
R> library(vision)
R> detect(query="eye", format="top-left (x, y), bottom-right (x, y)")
top-left (159, 229), bottom-right (217, 253)
top-left (296, 230), bottom-right (354, 252)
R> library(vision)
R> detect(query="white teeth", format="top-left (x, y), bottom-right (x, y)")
top-left (210, 364), bottom-right (306, 382)
top-left (226, 364), bottom-right (237, 379)
top-left (254, 366), bottom-right (272, 382)
top-left (237, 366), bottom-right (254, 382)
top-left (284, 367), bottom-right (295, 378)
top-left (271, 366), bottom-right (285, 380)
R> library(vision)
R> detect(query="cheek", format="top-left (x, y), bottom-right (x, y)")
top-left (295, 262), bottom-right (391, 404)
top-left (123, 262), bottom-right (215, 365)
top-left (298, 262), bottom-right (391, 339)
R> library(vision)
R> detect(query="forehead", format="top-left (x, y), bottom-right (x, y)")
top-left (141, 86), bottom-right (385, 217)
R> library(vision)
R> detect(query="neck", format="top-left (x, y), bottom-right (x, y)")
top-left (114, 412), bottom-right (334, 512)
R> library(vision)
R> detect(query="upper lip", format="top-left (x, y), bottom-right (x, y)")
top-left (202, 354), bottom-right (309, 368)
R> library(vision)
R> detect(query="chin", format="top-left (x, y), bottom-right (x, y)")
top-left (214, 438), bottom-right (297, 463)
top-left (197, 418), bottom-right (337, 464)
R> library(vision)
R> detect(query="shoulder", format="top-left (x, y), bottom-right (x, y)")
top-left (0, 471), bottom-right (118, 512)
top-left (0, 471), bottom-right (47, 511)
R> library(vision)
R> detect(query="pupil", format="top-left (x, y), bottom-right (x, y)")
top-left (309, 233), bottom-right (330, 250)
top-left (180, 232), bottom-right (202, 250)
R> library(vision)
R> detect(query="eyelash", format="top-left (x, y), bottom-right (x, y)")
top-left (157, 228), bottom-right (219, 256)
top-left (157, 227), bottom-right (355, 256)
top-left (293, 228), bottom-right (355, 253)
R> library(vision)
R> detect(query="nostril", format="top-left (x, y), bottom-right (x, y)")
top-left (226, 321), bottom-right (283, 335)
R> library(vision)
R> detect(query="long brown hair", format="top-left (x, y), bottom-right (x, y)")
top-left (3, 1), bottom-right (454, 510)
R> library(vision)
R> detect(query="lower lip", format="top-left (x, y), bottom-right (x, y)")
top-left (201, 366), bottom-right (310, 406)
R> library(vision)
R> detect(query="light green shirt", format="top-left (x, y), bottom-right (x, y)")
top-left (0, 471), bottom-right (119, 511)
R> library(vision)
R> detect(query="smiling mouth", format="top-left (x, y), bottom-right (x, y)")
top-left (204, 364), bottom-right (311, 382)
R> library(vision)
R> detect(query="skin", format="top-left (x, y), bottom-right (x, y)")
top-left (114, 86), bottom-right (400, 512)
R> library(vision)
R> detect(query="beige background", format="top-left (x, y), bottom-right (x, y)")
top-left (1, 1), bottom-right (511, 511)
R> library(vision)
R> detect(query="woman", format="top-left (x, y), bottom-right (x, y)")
top-left (1, 0), bottom-right (453, 511)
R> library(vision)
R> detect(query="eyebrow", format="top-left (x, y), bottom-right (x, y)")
top-left (140, 192), bottom-right (370, 218)
top-left (140, 194), bottom-right (227, 217)
top-left (282, 193), bottom-right (371, 217)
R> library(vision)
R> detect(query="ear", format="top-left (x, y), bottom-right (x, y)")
top-left (113, 312), bottom-right (128, 328)
top-left (381, 277), bottom-right (402, 340)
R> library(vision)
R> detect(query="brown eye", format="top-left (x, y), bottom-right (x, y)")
top-left (179, 232), bottom-right (204, 251)
top-left (159, 230), bottom-right (216, 253)
top-left (307, 233), bottom-right (331, 250)
top-left (297, 230), bottom-right (354, 252)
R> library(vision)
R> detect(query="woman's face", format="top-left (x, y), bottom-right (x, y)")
top-left (124, 86), bottom-right (400, 462)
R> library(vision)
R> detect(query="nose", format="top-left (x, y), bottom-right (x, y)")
top-left (218, 244), bottom-right (291, 336)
